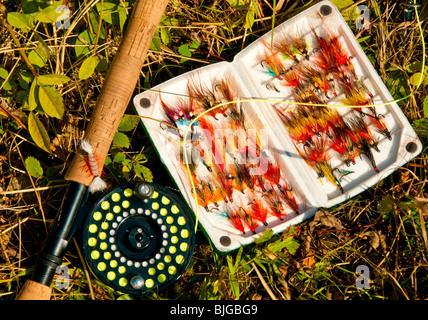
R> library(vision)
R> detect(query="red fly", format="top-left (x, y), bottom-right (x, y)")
top-left (264, 156), bottom-right (282, 189)
top-left (240, 206), bottom-right (259, 234)
top-left (228, 207), bottom-right (246, 234)
top-left (249, 199), bottom-right (269, 226)
top-left (81, 139), bottom-right (107, 193)
top-left (277, 181), bottom-right (299, 214)
top-left (280, 67), bottom-right (301, 88)
top-left (263, 191), bottom-right (286, 220)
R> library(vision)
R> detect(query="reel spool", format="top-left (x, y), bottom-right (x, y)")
top-left (82, 181), bottom-right (195, 295)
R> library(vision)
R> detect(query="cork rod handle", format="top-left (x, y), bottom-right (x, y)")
top-left (65, 0), bottom-right (169, 185)
top-left (16, 280), bottom-right (52, 300)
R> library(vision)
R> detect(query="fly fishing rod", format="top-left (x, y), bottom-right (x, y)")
top-left (16, 0), bottom-right (178, 300)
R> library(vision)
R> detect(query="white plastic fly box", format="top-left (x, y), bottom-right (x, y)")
top-left (133, 0), bottom-right (422, 253)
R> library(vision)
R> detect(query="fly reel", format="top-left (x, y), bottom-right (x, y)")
top-left (82, 181), bottom-right (195, 295)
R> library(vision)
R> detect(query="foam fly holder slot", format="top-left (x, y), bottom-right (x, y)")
top-left (133, 0), bottom-right (422, 253)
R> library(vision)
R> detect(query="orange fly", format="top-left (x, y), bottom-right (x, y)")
top-left (260, 40), bottom-right (288, 79)
top-left (263, 191), bottom-right (286, 220)
top-left (249, 199), bottom-right (269, 226)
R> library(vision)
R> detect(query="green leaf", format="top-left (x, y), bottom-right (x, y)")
top-left (113, 131), bottom-right (130, 148)
top-left (244, 10), bottom-right (255, 29)
top-left (78, 56), bottom-right (100, 80)
top-left (74, 30), bottom-right (99, 58)
top-left (28, 42), bottom-right (49, 68)
top-left (409, 72), bottom-right (425, 86)
top-left (28, 112), bottom-right (50, 153)
top-left (149, 28), bottom-right (162, 52)
top-left (330, 0), bottom-right (355, 11)
top-left (405, 61), bottom-right (427, 73)
top-left (133, 153), bottom-right (147, 164)
top-left (33, 1), bottom-right (62, 23)
top-left (331, 0), bottom-right (356, 21)
top-left (89, 10), bottom-right (106, 40)
top-left (38, 85), bottom-right (64, 119)
top-left (190, 39), bottom-right (200, 50)
top-left (424, 96), bottom-right (428, 118)
top-left (37, 74), bottom-right (70, 85)
top-left (160, 27), bottom-right (171, 46)
top-left (22, 0), bottom-right (50, 14)
top-left (162, 17), bottom-right (179, 27)
top-left (1, 79), bottom-right (13, 91)
top-left (413, 119), bottom-right (428, 137)
top-left (25, 156), bottom-right (43, 178)
top-left (96, 1), bottom-right (128, 31)
top-left (255, 228), bottom-right (274, 244)
top-left (377, 197), bottom-right (394, 215)
top-left (113, 152), bottom-right (126, 163)
top-left (116, 294), bottom-right (133, 300)
top-left (226, 0), bottom-right (246, 8)
top-left (7, 12), bottom-right (33, 31)
top-left (178, 44), bottom-right (191, 58)
top-left (357, 35), bottom-right (370, 43)
top-left (118, 115), bottom-right (139, 132)
top-left (226, 253), bottom-right (241, 299)
top-left (104, 156), bottom-right (112, 168)
top-left (18, 72), bottom-right (32, 90)
top-left (0, 68), bottom-right (8, 80)
top-left (133, 163), bottom-right (153, 182)
top-left (267, 237), bottom-right (299, 254)
top-left (96, 59), bottom-right (109, 73)
top-left (28, 80), bottom-right (38, 111)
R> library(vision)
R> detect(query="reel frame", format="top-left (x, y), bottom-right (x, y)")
top-left (82, 181), bottom-right (196, 295)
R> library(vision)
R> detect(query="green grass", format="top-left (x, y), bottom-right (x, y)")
top-left (0, 0), bottom-right (427, 300)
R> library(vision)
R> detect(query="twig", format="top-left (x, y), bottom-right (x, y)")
top-left (250, 261), bottom-right (278, 300)
top-left (1, 217), bottom-right (29, 235)
top-left (0, 184), bottom-right (68, 195)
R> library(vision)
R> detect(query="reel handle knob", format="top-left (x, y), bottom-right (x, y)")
top-left (136, 182), bottom-right (154, 198)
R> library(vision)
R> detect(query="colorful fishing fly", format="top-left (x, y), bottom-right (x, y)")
top-left (366, 112), bottom-right (392, 140)
top-left (295, 137), bottom-right (346, 192)
top-left (159, 92), bottom-right (197, 126)
top-left (226, 207), bottom-right (246, 234)
top-left (345, 114), bottom-right (380, 172)
top-left (301, 64), bottom-right (337, 98)
top-left (249, 198), bottom-right (269, 226)
top-left (263, 190), bottom-right (286, 220)
top-left (277, 180), bottom-right (299, 214)
top-left (346, 113), bottom-right (380, 152)
top-left (81, 139), bottom-right (108, 193)
top-left (213, 78), bottom-right (239, 118)
top-left (274, 105), bottom-right (315, 147)
top-left (187, 75), bottom-right (221, 119)
top-left (264, 156), bottom-right (282, 189)
top-left (280, 67), bottom-right (302, 88)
